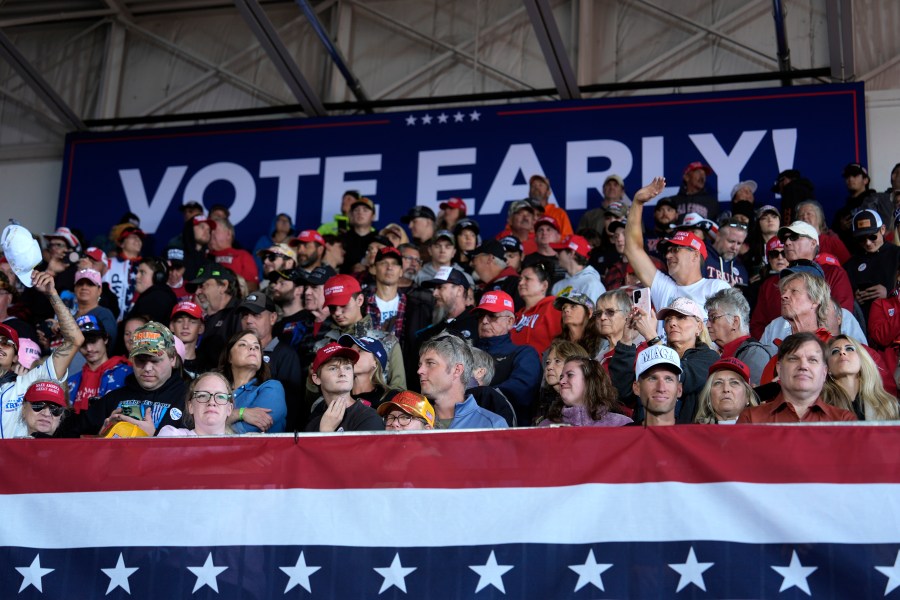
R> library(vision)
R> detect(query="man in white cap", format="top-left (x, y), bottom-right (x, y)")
top-left (625, 177), bottom-right (730, 311)
top-left (631, 344), bottom-right (683, 427)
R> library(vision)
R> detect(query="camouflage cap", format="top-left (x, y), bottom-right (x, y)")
top-left (129, 321), bottom-right (176, 358)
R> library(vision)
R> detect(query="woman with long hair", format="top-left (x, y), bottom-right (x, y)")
top-left (539, 356), bottom-right (631, 427)
top-left (338, 334), bottom-right (398, 410)
top-left (553, 290), bottom-right (595, 350)
top-left (823, 335), bottom-right (899, 421)
top-left (219, 330), bottom-right (286, 433)
top-left (535, 339), bottom-right (587, 424)
top-left (695, 358), bottom-right (760, 424)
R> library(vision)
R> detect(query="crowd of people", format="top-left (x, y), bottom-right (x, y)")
top-left (2, 160), bottom-right (900, 438)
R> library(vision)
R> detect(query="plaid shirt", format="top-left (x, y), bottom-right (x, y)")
top-left (365, 290), bottom-right (407, 340)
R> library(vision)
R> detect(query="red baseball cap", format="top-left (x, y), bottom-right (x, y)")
top-left (476, 291), bottom-right (515, 313)
top-left (549, 234), bottom-right (591, 258)
top-left (192, 215), bottom-right (217, 230)
top-left (708, 357), bottom-right (750, 383)
top-left (683, 161), bottom-right (713, 176)
top-left (171, 300), bottom-right (203, 320)
top-left (116, 227), bottom-right (146, 244)
top-left (0, 323), bottom-right (19, 350)
top-left (374, 246), bottom-right (402, 264)
top-left (440, 197), bottom-right (467, 213)
top-left (311, 342), bottom-right (359, 374)
top-left (24, 380), bottom-right (66, 407)
top-left (816, 253), bottom-right (840, 267)
top-left (534, 216), bottom-right (561, 233)
top-left (765, 237), bottom-right (785, 253)
top-left (323, 274), bottom-right (362, 306)
top-left (291, 230), bottom-right (325, 246)
top-left (84, 247), bottom-right (108, 264)
top-left (659, 231), bottom-right (708, 259)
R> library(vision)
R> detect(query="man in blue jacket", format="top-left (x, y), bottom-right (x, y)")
top-left (417, 333), bottom-right (507, 430)
top-left (472, 291), bottom-right (542, 426)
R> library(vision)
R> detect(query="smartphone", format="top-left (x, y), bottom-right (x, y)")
top-left (632, 287), bottom-right (651, 315)
top-left (120, 403), bottom-right (146, 420)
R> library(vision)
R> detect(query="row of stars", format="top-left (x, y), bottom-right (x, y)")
top-left (15, 547), bottom-right (900, 596)
top-left (404, 110), bottom-right (481, 126)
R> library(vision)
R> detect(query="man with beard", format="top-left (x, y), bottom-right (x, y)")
top-left (703, 219), bottom-right (749, 287)
top-left (289, 230), bottom-right (325, 273)
top-left (418, 266), bottom-right (479, 344)
top-left (255, 243), bottom-right (296, 288)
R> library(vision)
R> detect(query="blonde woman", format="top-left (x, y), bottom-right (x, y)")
top-left (823, 335), bottom-right (899, 421)
top-left (158, 372), bottom-right (235, 436)
top-left (695, 358), bottom-right (760, 424)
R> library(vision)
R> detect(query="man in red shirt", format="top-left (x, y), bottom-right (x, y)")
top-left (209, 217), bottom-right (259, 291)
top-left (738, 332), bottom-right (856, 423)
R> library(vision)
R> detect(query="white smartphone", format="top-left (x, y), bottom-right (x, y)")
top-left (632, 287), bottom-right (651, 315)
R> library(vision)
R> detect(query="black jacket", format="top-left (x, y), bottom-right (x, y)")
top-left (77, 371), bottom-right (188, 436)
top-left (126, 282), bottom-right (177, 325)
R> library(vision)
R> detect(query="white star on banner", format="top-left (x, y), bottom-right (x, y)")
top-left (771, 550), bottom-right (817, 596)
top-left (405, 115), bottom-right (416, 126)
top-left (187, 552), bottom-right (228, 593)
top-left (374, 553), bottom-right (417, 594)
top-left (101, 553), bottom-right (139, 595)
top-left (875, 550), bottom-right (900, 596)
top-left (469, 110), bottom-right (481, 121)
top-left (280, 552), bottom-right (321, 594)
top-left (668, 546), bottom-right (714, 592)
top-left (16, 554), bottom-right (54, 593)
top-left (568, 549), bottom-right (613, 592)
top-left (469, 550), bottom-right (513, 594)
top-left (437, 113), bottom-right (449, 124)
top-left (453, 112), bottom-right (465, 122)
top-left (421, 114), bottom-right (433, 125)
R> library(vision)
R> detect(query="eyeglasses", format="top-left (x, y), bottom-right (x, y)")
top-left (598, 309), bottom-right (624, 318)
top-left (862, 234), bottom-right (879, 242)
top-left (767, 250), bottom-right (786, 258)
top-left (401, 255), bottom-right (423, 264)
top-left (385, 413), bottom-right (423, 426)
top-left (29, 402), bottom-right (65, 417)
top-left (262, 252), bottom-right (285, 262)
top-left (191, 391), bottom-right (232, 405)
top-left (706, 313), bottom-right (729, 324)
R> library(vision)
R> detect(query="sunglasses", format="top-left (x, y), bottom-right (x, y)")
top-left (724, 222), bottom-right (748, 230)
top-left (783, 232), bottom-right (804, 242)
top-left (29, 402), bottom-right (65, 417)
top-left (262, 252), bottom-right (285, 262)
top-left (862, 234), bottom-right (879, 242)
top-left (767, 250), bottom-right (786, 258)
top-left (0, 335), bottom-right (15, 348)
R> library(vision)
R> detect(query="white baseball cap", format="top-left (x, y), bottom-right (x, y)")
top-left (1, 223), bottom-right (42, 288)
top-left (635, 345), bottom-right (683, 380)
top-left (778, 221), bottom-right (819, 244)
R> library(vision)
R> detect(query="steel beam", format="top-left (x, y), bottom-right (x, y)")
top-left (0, 29), bottom-right (85, 130)
top-left (234, 0), bottom-right (325, 116)
top-left (825, 0), bottom-right (854, 81)
top-left (295, 0), bottom-right (369, 110)
top-left (523, 0), bottom-right (579, 99)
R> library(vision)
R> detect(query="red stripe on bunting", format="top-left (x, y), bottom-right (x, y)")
top-left (1, 425), bottom-right (898, 495)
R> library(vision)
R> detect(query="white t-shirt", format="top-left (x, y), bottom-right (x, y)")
top-left (0, 357), bottom-right (65, 439)
top-left (650, 271), bottom-right (730, 337)
top-left (375, 295), bottom-right (400, 324)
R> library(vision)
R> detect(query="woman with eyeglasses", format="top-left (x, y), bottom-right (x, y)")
top-left (219, 330), bottom-right (286, 434)
top-left (822, 335), bottom-right (900, 421)
top-left (539, 356), bottom-right (631, 427)
top-left (695, 358), bottom-right (759, 424)
top-left (18, 380), bottom-right (68, 438)
top-left (593, 289), bottom-right (642, 414)
top-left (158, 372), bottom-right (235, 436)
top-left (511, 261), bottom-right (562, 355)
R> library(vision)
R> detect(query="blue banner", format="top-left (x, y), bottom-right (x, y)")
top-left (58, 83), bottom-right (866, 249)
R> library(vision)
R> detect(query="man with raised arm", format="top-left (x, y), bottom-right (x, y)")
top-left (625, 177), bottom-right (730, 313)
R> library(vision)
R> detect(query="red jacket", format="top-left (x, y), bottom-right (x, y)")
top-left (511, 296), bottom-right (562, 355)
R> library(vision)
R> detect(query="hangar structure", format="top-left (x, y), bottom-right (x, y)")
top-left (0, 0), bottom-right (897, 229)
